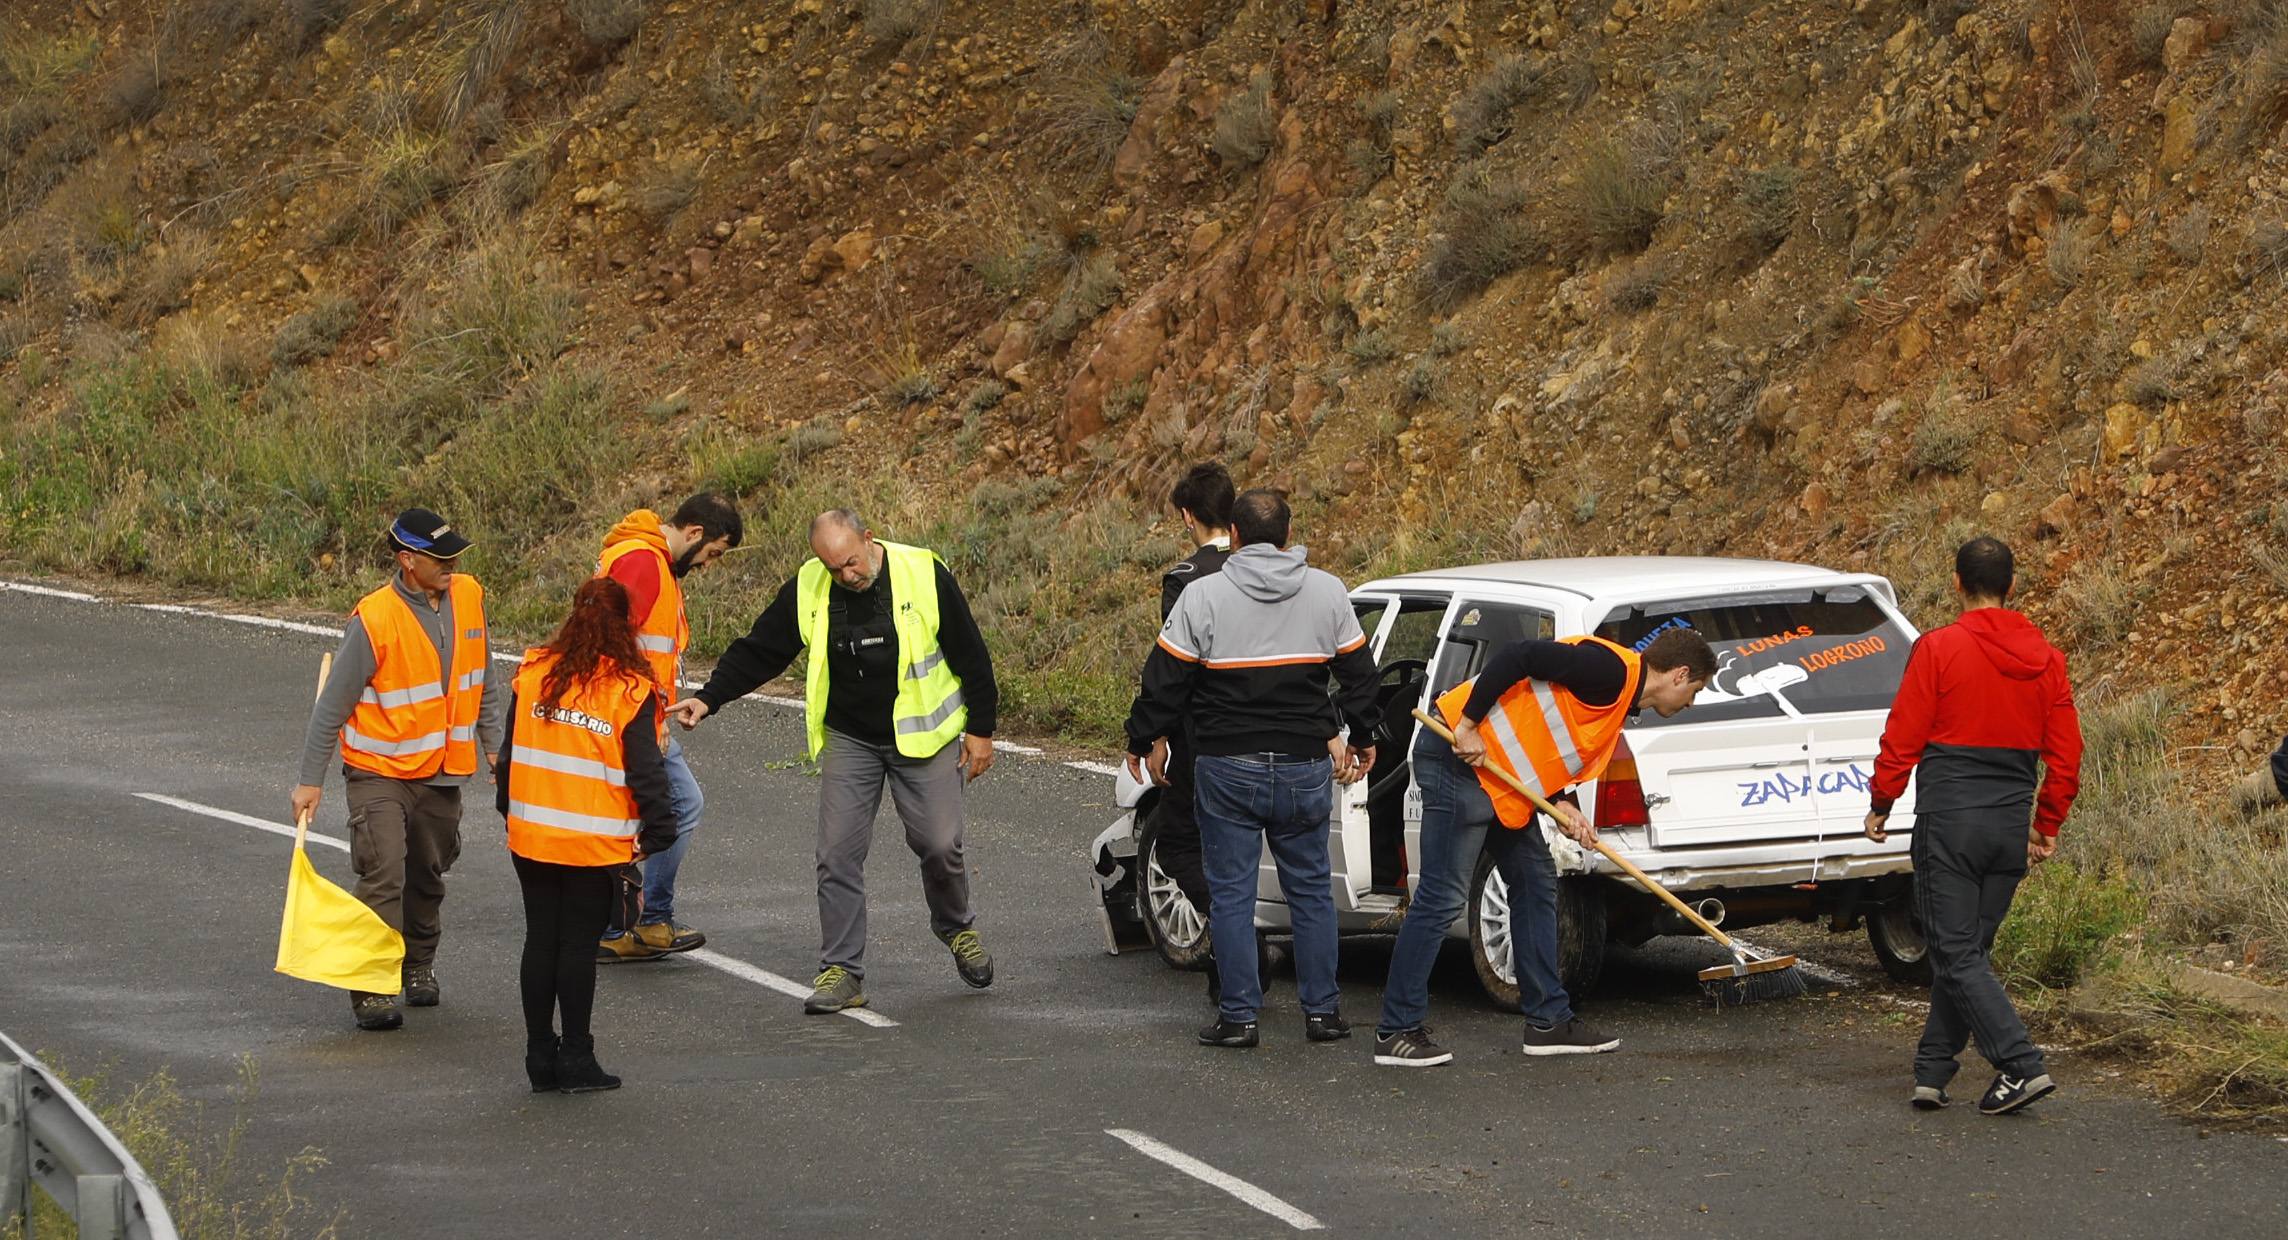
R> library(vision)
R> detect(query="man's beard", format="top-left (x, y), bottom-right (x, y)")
top-left (670, 543), bottom-right (703, 578)
top-left (833, 569), bottom-right (879, 593)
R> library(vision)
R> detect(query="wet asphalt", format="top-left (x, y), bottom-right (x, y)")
top-left (1, 584), bottom-right (2283, 1238)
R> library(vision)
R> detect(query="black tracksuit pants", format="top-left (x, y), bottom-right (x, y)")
top-left (1911, 810), bottom-right (2046, 1086)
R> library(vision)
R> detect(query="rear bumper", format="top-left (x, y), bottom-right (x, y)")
top-left (1587, 836), bottom-right (1915, 893)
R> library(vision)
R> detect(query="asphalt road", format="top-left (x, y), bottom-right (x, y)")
top-left (2, 583), bottom-right (2283, 1238)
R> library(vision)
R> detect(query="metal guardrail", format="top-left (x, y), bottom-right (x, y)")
top-left (0, 1032), bottom-right (178, 1240)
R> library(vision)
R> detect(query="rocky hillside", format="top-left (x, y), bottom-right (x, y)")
top-left (5, 0), bottom-right (2288, 769)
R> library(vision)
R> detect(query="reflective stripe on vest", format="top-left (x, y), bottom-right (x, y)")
top-left (341, 576), bottom-right (488, 779)
top-left (1437, 635), bottom-right (1643, 829)
top-left (504, 650), bottom-right (650, 867)
top-left (794, 540), bottom-right (968, 760)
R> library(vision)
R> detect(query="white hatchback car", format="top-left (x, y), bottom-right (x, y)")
top-left (1088, 556), bottom-right (1932, 1004)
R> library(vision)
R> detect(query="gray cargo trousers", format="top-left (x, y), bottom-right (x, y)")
top-left (1911, 809), bottom-right (2046, 1087)
top-left (816, 729), bottom-right (973, 977)
top-left (343, 771), bottom-right (463, 980)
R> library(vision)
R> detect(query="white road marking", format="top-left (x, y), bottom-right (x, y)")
top-left (135, 792), bottom-right (349, 852)
top-left (131, 792), bottom-right (893, 1027)
top-left (6, 580), bottom-right (1123, 781)
top-left (685, 949), bottom-right (898, 1028)
top-left (0, 581), bottom-right (99, 601)
top-left (1103, 1129), bottom-right (1326, 1231)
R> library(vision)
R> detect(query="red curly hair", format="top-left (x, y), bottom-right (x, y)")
top-left (537, 577), bottom-right (652, 711)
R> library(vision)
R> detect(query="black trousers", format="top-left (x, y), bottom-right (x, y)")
top-left (1158, 727), bottom-right (1212, 915)
top-left (512, 854), bottom-right (614, 1045)
top-left (1911, 810), bottom-right (2045, 1086)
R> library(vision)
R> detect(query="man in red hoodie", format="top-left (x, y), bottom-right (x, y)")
top-left (596, 494), bottom-right (742, 961)
top-left (1867, 536), bottom-right (2082, 1116)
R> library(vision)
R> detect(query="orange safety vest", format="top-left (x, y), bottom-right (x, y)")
top-left (341, 576), bottom-right (489, 780)
top-left (1436, 635), bottom-right (1644, 829)
top-left (503, 650), bottom-right (651, 867)
top-left (598, 531), bottom-right (687, 699)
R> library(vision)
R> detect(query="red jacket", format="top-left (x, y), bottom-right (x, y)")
top-left (1871, 608), bottom-right (2082, 837)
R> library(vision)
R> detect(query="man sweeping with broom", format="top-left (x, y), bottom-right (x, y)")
top-left (1374, 627), bottom-right (1715, 1067)
top-left (1866, 536), bottom-right (2082, 1115)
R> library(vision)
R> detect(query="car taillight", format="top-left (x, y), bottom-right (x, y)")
top-left (1595, 735), bottom-right (1650, 829)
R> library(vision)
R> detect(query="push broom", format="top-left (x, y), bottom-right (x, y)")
top-left (1412, 709), bottom-right (1807, 1007)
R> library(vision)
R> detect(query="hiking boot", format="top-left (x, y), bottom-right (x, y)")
top-left (403, 963), bottom-right (440, 1007)
top-left (525, 1037), bottom-right (560, 1093)
top-left (1304, 1010), bottom-right (1352, 1043)
top-left (804, 966), bottom-right (867, 1014)
top-left (1373, 1027), bottom-right (1455, 1068)
top-left (1197, 1018), bottom-right (1259, 1048)
top-left (555, 1035), bottom-right (621, 1094)
top-left (597, 932), bottom-right (663, 964)
top-left (939, 927), bottom-right (995, 989)
top-left (1520, 1017), bottom-right (1620, 1056)
top-left (633, 921), bottom-right (706, 954)
top-left (351, 992), bottom-right (402, 1032)
top-left (1978, 1072), bottom-right (2056, 1116)
top-left (1911, 1085), bottom-right (1951, 1111)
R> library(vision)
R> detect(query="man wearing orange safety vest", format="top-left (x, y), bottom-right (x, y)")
top-left (1371, 627), bottom-right (1714, 1067)
top-left (293, 508), bottom-right (506, 1032)
top-left (594, 494), bottom-right (743, 962)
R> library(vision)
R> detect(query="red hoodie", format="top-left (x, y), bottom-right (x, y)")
top-left (1870, 607), bottom-right (2082, 837)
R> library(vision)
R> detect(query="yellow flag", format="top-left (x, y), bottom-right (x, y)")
top-left (274, 649), bottom-right (405, 994)
top-left (275, 838), bottom-right (406, 993)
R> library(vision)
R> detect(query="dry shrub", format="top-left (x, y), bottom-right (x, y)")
top-left (1031, 29), bottom-right (1143, 176)
top-left (1562, 123), bottom-right (1676, 257)
top-left (272, 294), bottom-right (360, 367)
top-left (570, 0), bottom-right (650, 48)
top-left (1420, 167), bottom-right (1539, 310)
top-left (1451, 53), bottom-right (1548, 155)
top-left (2045, 222), bottom-right (2090, 290)
top-left (1605, 258), bottom-right (1666, 313)
top-left (861, 0), bottom-right (943, 50)
top-left (632, 160), bottom-right (699, 229)
top-left (1738, 165), bottom-right (1800, 254)
top-left (1211, 70), bottom-right (1278, 170)
top-left (2167, 204), bottom-right (2211, 263)
top-left (2131, 5), bottom-right (2178, 69)
top-left (119, 230), bottom-right (213, 326)
top-left (2056, 562), bottom-right (2145, 649)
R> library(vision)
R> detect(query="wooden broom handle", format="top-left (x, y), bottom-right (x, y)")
top-left (299, 652), bottom-right (333, 849)
top-left (1411, 708), bottom-right (1738, 948)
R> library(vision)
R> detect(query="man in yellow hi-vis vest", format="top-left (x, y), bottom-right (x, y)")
top-left (291, 508), bottom-right (506, 1031)
top-left (670, 509), bottom-right (998, 1015)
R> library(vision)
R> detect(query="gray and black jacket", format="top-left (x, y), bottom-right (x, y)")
top-left (1125, 543), bottom-right (1381, 760)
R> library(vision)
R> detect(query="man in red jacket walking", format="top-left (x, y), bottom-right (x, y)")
top-left (1866, 536), bottom-right (2082, 1116)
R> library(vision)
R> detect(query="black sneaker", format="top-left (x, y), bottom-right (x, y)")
top-left (1197, 1018), bottom-right (1259, 1048)
top-left (351, 992), bottom-right (402, 1032)
top-left (1373, 1028), bottom-right (1454, 1068)
top-left (1911, 1085), bottom-right (1951, 1111)
top-left (1304, 1011), bottom-right (1351, 1043)
top-left (403, 963), bottom-right (440, 1008)
top-left (1978, 1071), bottom-right (2056, 1115)
top-left (1519, 1017), bottom-right (1620, 1056)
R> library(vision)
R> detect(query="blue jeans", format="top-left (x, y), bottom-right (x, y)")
top-left (1194, 752), bottom-right (1340, 1023)
top-left (1376, 730), bottom-right (1573, 1035)
top-left (634, 736), bottom-right (704, 927)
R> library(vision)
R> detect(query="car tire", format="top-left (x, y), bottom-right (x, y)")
top-left (1468, 853), bottom-right (1608, 1009)
top-left (1866, 887), bottom-right (1933, 985)
top-left (1136, 808), bottom-right (1212, 972)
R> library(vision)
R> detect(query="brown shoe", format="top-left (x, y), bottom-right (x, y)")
top-left (632, 922), bottom-right (706, 954)
top-left (598, 932), bottom-right (663, 963)
top-left (351, 992), bottom-right (402, 1031)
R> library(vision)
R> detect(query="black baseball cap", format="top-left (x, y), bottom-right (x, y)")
top-left (388, 508), bottom-right (473, 559)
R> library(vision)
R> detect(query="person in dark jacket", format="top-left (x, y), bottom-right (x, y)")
top-left (1125, 490), bottom-right (1381, 1049)
top-left (496, 578), bottom-right (680, 1093)
top-left (669, 510), bottom-right (999, 1016)
top-left (1867, 536), bottom-right (2082, 1116)
top-left (1143, 462), bottom-right (1235, 1001)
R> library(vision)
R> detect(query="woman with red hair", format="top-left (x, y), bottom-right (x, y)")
top-left (496, 577), bottom-right (679, 1093)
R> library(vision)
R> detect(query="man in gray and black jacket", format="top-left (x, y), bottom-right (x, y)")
top-left (1125, 489), bottom-right (1381, 1049)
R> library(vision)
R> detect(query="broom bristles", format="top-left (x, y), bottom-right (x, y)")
top-left (1699, 959), bottom-right (1809, 1007)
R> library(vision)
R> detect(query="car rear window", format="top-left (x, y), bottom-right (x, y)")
top-left (1593, 585), bottom-right (1912, 727)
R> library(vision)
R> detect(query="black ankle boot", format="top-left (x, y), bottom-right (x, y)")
top-left (555, 1035), bottom-right (621, 1093)
top-left (525, 1037), bottom-right (560, 1093)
